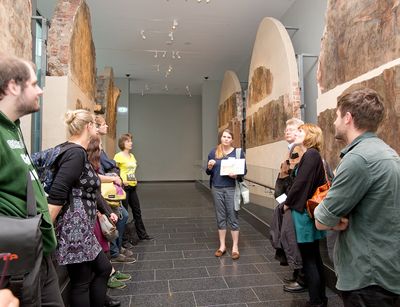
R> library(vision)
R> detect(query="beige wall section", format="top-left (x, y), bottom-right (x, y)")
top-left (41, 76), bottom-right (94, 149)
top-left (219, 71), bottom-right (242, 103)
top-left (247, 17), bottom-right (299, 115)
top-left (246, 17), bottom-right (300, 203)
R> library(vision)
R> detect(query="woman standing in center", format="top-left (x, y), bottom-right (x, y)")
top-left (206, 129), bottom-right (246, 260)
top-left (284, 123), bottom-right (328, 307)
top-left (114, 133), bottom-right (152, 241)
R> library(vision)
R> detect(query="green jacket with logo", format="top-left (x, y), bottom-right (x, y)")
top-left (0, 111), bottom-right (57, 255)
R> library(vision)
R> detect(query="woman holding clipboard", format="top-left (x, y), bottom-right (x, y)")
top-left (206, 129), bottom-right (246, 260)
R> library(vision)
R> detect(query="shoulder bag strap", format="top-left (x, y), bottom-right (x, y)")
top-left (235, 148), bottom-right (241, 159)
top-left (26, 172), bottom-right (37, 217)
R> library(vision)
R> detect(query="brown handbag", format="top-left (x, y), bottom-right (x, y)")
top-left (306, 165), bottom-right (330, 219)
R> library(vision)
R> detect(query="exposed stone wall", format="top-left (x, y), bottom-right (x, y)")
top-left (247, 67), bottom-right (273, 107)
top-left (319, 65), bottom-right (400, 168)
top-left (317, 0), bottom-right (400, 170)
top-left (318, 0), bottom-right (400, 93)
top-left (246, 94), bottom-right (295, 149)
top-left (218, 92), bottom-right (243, 148)
top-left (47, 0), bottom-right (96, 101)
top-left (0, 0), bottom-right (32, 59)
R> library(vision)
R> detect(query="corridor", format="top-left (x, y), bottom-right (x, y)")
top-left (109, 182), bottom-right (342, 306)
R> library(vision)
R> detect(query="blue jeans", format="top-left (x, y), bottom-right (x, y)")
top-left (110, 205), bottom-right (128, 257)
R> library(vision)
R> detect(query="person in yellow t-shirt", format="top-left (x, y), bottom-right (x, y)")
top-left (114, 133), bottom-right (153, 241)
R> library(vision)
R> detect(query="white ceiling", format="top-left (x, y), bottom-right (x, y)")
top-left (37, 0), bottom-right (296, 95)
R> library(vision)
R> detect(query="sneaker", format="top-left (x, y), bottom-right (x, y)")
top-left (107, 276), bottom-right (126, 289)
top-left (139, 235), bottom-right (154, 241)
top-left (113, 271), bottom-right (132, 282)
top-left (120, 247), bottom-right (134, 257)
top-left (110, 254), bottom-right (137, 264)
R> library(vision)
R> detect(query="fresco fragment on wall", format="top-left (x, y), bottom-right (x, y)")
top-left (48, 0), bottom-right (96, 101)
top-left (245, 17), bottom-right (300, 191)
top-left (246, 94), bottom-right (296, 148)
top-left (0, 0), bottom-right (32, 59)
top-left (247, 66), bottom-right (273, 107)
top-left (96, 67), bottom-right (121, 157)
top-left (318, 0), bottom-right (400, 93)
top-left (218, 71), bottom-right (243, 148)
top-left (319, 65), bottom-right (400, 169)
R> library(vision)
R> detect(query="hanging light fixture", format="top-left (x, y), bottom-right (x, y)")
top-left (176, 51), bottom-right (181, 59)
top-left (154, 50), bottom-right (158, 58)
top-left (140, 30), bottom-right (146, 39)
top-left (168, 31), bottom-right (174, 41)
top-left (172, 19), bottom-right (178, 30)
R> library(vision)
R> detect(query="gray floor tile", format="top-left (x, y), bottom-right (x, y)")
top-left (131, 245), bottom-right (167, 253)
top-left (130, 292), bottom-right (196, 307)
top-left (166, 243), bottom-right (208, 251)
top-left (124, 270), bottom-right (155, 282)
top-left (194, 288), bottom-right (259, 306)
top-left (156, 267), bottom-right (209, 280)
top-left (252, 284), bottom-right (309, 301)
top-left (124, 259), bottom-right (174, 270)
top-left (183, 250), bottom-right (219, 259)
top-left (137, 251), bottom-right (183, 261)
top-left (219, 254), bottom-right (269, 266)
top-left (173, 257), bottom-right (222, 268)
top-left (207, 264), bottom-right (261, 276)
top-left (169, 276), bottom-right (227, 292)
top-left (108, 280), bottom-right (169, 296)
top-left (224, 273), bottom-right (282, 288)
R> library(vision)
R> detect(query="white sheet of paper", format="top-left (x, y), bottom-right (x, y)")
top-left (220, 159), bottom-right (245, 175)
top-left (275, 193), bottom-right (287, 204)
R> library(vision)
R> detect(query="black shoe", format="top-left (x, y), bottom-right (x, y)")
top-left (104, 295), bottom-right (121, 307)
top-left (283, 281), bottom-right (307, 293)
top-left (140, 235), bottom-right (154, 240)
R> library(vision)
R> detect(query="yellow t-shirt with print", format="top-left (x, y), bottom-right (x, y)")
top-left (114, 152), bottom-right (138, 187)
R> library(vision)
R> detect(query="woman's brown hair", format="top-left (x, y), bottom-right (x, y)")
top-left (215, 129), bottom-right (234, 159)
top-left (87, 135), bottom-right (101, 172)
top-left (299, 123), bottom-right (323, 152)
top-left (118, 133), bottom-right (132, 151)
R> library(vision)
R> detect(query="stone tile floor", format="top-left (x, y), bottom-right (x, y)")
top-left (108, 182), bottom-right (343, 307)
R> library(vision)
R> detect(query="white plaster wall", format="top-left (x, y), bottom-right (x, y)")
top-left (202, 80), bottom-right (222, 181)
top-left (114, 77), bottom-right (129, 152)
top-left (41, 75), bottom-right (95, 149)
top-left (129, 93), bottom-right (202, 181)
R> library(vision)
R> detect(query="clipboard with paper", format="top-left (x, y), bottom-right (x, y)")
top-left (220, 158), bottom-right (246, 175)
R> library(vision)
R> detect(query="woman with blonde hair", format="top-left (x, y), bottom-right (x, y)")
top-left (206, 129), bottom-right (246, 260)
top-left (47, 109), bottom-right (111, 307)
top-left (284, 123), bottom-right (328, 307)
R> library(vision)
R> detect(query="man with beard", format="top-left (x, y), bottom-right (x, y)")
top-left (315, 88), bottom-right (400, 307)
top-left (0, 55), bottom-right (64, 306)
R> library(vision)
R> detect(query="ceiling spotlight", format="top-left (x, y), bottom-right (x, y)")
top-left (162, 51), bottom-right (167, 58)
top-left (172, 51), bottom-right (176, 59)
top-left (197, 0), bottom-right (201, 2)
top-left (176, 51), bottom-right (181, 59)
top-left (168, 65), bottom-right (173, 72)
top-left (206, 0), bottom-right (211, 2)
top-left (140, 30), bottom-right (146, 39)
top-left (168, 31), bottom-right (174, 41)
top-left (154, 50), bottom-right (158, 58)
top-left (172, 19), bottom-right (178, 30)
top-left (164, 85), bottom-right (169, 91)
